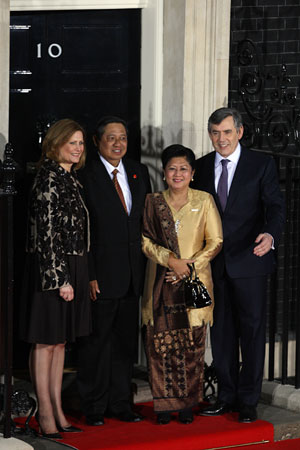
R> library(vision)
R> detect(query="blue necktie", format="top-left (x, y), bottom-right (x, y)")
top-left (217, 159), bottom-right (229, 211)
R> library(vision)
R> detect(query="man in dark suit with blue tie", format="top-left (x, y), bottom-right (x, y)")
top-left (193, 107), bottom-right (285, 423)
top-left (77, 116), bottom-right (151, 426)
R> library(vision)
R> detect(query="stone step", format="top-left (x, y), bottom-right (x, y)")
top-left (0, 434), bottom-right (33, 450)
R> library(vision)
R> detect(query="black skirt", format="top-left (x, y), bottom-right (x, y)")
top-left (20, 252), bottom-right (92, 345)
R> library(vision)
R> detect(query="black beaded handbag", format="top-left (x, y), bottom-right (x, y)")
top-left (184, 263), bottom-right (212, 309)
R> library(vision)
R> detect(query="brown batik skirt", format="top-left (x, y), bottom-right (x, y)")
top-left (145, 325), bottom-right (206, 413)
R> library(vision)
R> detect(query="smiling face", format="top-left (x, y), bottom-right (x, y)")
top-left (164, 156), bottom-right (194, 192)
top-left (96, 122), bottom-right (128, 167)
top-left (58, 130), bottom-right (84, 171)
top-left (209, 115), bottom-right (244, 157)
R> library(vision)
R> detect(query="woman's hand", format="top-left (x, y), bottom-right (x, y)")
top-left (90, 280), bottom-right (100, 301)
top-left (168, 254), bottom-right (194, 281)
top-left (165, 270), bottom-right (182, 284)
top-left (59, 284), bottom-right (74, 302)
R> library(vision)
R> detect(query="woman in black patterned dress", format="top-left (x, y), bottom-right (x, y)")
top-left (20, 119), bottom-right (91, 438)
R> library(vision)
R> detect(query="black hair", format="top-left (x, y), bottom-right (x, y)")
top-left (161, 144), bottom-right (196, 170)
top-left (94, 116), bottom-right (128, 142)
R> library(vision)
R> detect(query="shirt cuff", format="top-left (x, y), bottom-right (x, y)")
top-left (264, 232), bottom-right (275, 250)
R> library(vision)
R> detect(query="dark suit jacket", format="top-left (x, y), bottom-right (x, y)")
top-left (80, 157), bottom-right (151, 298)
top-left (193, 147), bottom-right (285, 279)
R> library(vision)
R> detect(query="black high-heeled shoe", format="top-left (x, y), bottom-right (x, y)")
top-left (40, 430), bottom-right (63, 439)
top-left (35, 410), bottom-right (63, 439)
top-left (56, 422), bottom-right (83, 433)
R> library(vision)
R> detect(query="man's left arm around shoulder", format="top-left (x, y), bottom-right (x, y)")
top-left (253, 157), bottom-right (285, 257)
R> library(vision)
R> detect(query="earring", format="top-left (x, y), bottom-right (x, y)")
top-left (191, 177), bottom-right (194, 182)
top-left (163, 176), bottom-right (166, 181)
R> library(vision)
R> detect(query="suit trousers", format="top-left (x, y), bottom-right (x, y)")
top-left (77, 292), bottom-right (139, 416)
top-left (211, 272), bottom-right (267, 407)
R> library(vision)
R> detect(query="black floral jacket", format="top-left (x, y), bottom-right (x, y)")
top-left (27, 158), bottom-right (90, 291)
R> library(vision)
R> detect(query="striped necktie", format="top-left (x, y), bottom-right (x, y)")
top-left (112, 169), bottom-right (128, 214)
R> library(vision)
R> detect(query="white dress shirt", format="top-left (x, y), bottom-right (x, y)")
top-left (214, 143), bottom-right (241, 194)
top-left (213, 143), bottom-right (274, 249)
top-left (99, 154), bottom-right (132, 214)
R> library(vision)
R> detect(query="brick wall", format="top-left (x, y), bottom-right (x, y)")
top-left (229, 0), bottom-right (300, 149)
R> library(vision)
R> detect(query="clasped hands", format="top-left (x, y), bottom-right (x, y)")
top-left (165, 254), bottom-right (195, 285)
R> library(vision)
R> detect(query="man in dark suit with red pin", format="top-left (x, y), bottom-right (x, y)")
top-left (77, 116), bottom-right (151, 426)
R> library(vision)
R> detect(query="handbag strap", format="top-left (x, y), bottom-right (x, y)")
top-left (188, 262), bottom-right (196, 280)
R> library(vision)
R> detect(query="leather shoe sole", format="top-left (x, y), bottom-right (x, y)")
top-left (86, 415), bottom-right (105, 426)
top-left (199, 401), bottom-right (233, 416)
top-left (239, 405), bottom-right (257, 423)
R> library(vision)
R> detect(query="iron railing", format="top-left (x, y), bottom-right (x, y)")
top-left (236, 39), bottom-right (300, 388)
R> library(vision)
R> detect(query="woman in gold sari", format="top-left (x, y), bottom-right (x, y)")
top-left (142, 144), bottom-right (223, 425)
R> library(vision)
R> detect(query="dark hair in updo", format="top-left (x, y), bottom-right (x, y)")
top-left (161, 144), bottom-right (196, 170)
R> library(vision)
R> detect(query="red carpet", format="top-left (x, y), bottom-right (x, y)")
top-left (15, 402), bottom-right (276, 450)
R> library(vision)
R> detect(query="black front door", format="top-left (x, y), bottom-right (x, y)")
top-left (10, 9), bottom-right (141, 166)
top-left (9, 9), bottom-right (141, 368)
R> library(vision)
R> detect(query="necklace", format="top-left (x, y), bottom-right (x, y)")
top-left (173, 205), bottom-right (188, 234)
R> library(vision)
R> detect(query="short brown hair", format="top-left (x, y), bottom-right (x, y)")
top-left (40, 118), bottom-right (86, 170)
top-left (208, 107), bottom-right (243, 134)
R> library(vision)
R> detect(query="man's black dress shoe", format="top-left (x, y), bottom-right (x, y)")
top-left (239, 405), bottom-right (257, 423)
top-left (114, 411), bottom-right (144, 422)
top-left (86, 414), bottom-right (105, 426)
top-left (199, 400), bottom-right (233, 416)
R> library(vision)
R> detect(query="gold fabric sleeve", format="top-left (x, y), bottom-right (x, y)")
top-left (141, 235), bottom-right (172, 268)
top-left (171, 189), bottom-right (223, 327)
